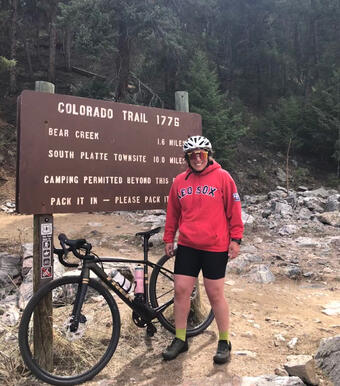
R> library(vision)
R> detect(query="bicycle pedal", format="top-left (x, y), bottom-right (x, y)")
top-left (146, 323), bottom-right (157, 337)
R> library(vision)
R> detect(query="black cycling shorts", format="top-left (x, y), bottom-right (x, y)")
top-left (174, 244), bottom-right (229, 280)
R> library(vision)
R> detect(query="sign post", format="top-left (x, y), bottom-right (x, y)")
top-left (32, 81), bottom-right (54, 371)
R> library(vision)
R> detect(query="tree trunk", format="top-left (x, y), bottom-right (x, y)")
top-left (24, 38), bottom-right (34, 77)
top-left (35, 24), bottom-right (42, 65)
top-left (64, 27), bottom-right (72, 72)
top-left (9, 0), bottom-right (17, 95)
top-left (48, 2), bottom-right (57, 83)
top-left (116, 21), bottom-right (130, 101)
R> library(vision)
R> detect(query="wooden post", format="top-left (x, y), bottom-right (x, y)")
top-left (175, 91), bottom-right (189, 112)
top-left (33, 80), bottom-right (54, 371)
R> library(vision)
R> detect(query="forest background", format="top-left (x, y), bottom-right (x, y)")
top-left (1, 0), bottom-right (340, 196)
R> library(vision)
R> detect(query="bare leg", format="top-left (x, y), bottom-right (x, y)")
top-left (174, 274), bottom-right (196, 329)
top-left (204, 277), bottom-right (229, 332)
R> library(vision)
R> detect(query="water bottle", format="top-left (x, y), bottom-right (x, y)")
top-left (134, 264), bottom-right (144, 303)
top-left (110, 269), bottom-right (133, 293)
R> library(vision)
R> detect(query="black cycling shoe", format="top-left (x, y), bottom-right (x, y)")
top-left (213, 340), bottom-right (232, 364)
top-left (162, 337), bottom-right (188, 361)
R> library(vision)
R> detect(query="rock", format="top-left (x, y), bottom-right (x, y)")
top-left (285, 266), bottom-right (302, 279)
top-left (317, 211), bottom-right (340, 227)
top-left (274, 333), bottom-right (286, 342)
top-left (297, 207), bottom-right (313, 220)
top-left (302, 196), bottom-right (325, 212)
top-left (0, 201), bottom-right (16, 213)
top-left (284, 354), bottom-right (319, 385)
top-left (300, 187), bottom-right (329, 198)
top-left (278, 224), bottom-right (298, 236)
top-left (322, 301), bottom-right (340, 316)
top-left (262, 209), bottom-right (272, 218)
top-left (227, 254), bottom-right (262, 274)
top-left (234, 350), bottom-right (257, 358)
top-left (240, 375), bottom-right (305, 385)
top-left (315, 335), bottom-right (340, 385)
top-left (1, 305), bottom-right (20, 327)
top-left (22, 243), bottom-right (33, 258)
top-left (326, 194), bottom-right (340, 212)
top-left (0, 252), bottom-right (22, 285)
top-left (287, 337), bottom-right (298, 349)
top-left (268, 190), bottom-right (288, 200)
top-left (271, 201), bottom-right (293, 217)
top-left (295, 237), bottom-right (320, 248)
top-left (248, 264), bottom-right (275, 283)
top-left (242, 210), bottom-right (255, 225)
top-left (276, 168), bottom-right (287, 183)
top-left (274, 367), bottom-right (289, 376)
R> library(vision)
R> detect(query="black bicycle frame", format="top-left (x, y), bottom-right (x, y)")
top-left (70, 255), bottom-right (174, 326)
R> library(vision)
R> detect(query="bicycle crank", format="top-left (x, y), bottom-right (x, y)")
top-left (132, 311), bottom-right (148, 327)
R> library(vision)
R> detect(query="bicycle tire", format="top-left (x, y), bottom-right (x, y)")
top-left (18, 276), bottom-right (120, 385)
top-left (149, 253), bottom-right (214, 337)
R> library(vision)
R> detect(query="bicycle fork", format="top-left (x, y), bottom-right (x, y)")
top-left (69, 266), bottom-right (90, 333)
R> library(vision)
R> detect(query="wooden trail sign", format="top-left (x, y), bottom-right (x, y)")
top-left (16, 91), bottom-right (201, 214)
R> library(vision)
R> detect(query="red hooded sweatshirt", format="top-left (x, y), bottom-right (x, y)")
top-left (163, 160), bottom-right (244, 252)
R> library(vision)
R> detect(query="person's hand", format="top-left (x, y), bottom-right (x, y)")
top-left (228, 241), bottom-right (240, 259)
top-left (165, 243), bottom-right (175, 257)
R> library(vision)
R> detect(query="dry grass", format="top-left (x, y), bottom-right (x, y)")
top-left (0, 324), bottom-right (30, 385)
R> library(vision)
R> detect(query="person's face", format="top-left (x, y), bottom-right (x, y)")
top-left (187, 149), bottom-right (209, 172)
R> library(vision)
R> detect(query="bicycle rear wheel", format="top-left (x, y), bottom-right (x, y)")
top-left (149, 253), bottom-right (214, 337)
top-left (18, 276), bottom-right (120, 385)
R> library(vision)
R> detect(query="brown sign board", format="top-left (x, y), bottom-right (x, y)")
top-left (16, 90), bottom-right (201, 214)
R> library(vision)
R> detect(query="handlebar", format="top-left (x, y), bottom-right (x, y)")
top-left (54, 227), bottom-right (161, 267)
top-left (54, 233), bottom-right (93, 267)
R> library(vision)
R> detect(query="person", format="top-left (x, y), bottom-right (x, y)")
top-left (162, 135), bottom-right (244, 364)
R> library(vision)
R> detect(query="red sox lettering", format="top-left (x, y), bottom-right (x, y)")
top-left (177, 185), bottom-right (218, 200)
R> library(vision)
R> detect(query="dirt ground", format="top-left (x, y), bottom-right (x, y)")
top-left (0, 210), bottom-right (339, 385)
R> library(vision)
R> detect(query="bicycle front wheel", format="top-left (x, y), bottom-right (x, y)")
top-left (18, 276), bottom-right (120, 385)
top-left (149, 253), bottom-right (214, 337)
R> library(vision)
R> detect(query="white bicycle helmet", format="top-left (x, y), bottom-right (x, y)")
top-left (183, 135), bottom-right (212, 153)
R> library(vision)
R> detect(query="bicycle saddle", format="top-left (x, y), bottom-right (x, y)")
top-left (136, 227), bottom-right (161, 238)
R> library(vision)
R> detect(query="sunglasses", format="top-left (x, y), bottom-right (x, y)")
top-left (187, 150), bottom-right (208, 161)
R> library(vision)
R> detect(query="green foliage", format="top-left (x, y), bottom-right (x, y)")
top-left (260, 69), bottom-right (340, 172)
top-left (58, 0), bottom-right (117, 60)
top-left (184, 51), bottom-right (246, 167)
top-left (0, 56), bottom-right (16, 73)
top-left (72, 78), bottom-right (113, 100)
top-left (0, 0), bottom-right (340, 174)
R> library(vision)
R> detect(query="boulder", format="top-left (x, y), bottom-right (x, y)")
top-left (248, 264), bottom-right (275, 283)
top-left (326, 194), bottom-right (340, 211)
top-left (317, 211), bottom-right (340, 227)
top-left (0, 252), bottom-right (22, 285)
top-left (284, 354), bottom-right (319, 385)
top-left (315, 335), bottom-right (340, 385)
top-left (322, 301), bottom-right (340, 316)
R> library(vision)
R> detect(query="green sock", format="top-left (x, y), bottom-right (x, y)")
top-left (219, 331), bottom-right (229, 342)
top-left (176, 328), bottom-right (186, 342)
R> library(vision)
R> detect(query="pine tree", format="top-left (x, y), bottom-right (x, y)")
top-left (184, 50), bottom-right (245, 167)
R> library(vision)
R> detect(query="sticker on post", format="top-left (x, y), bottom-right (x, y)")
top-left (41, 266), bottom-right (52, 279)
top-left (43, 257), bottom-right (51, 266)
top-left (42, 239), bottom-right (51, 249)
top-left (41, 223), bottom-right (53, 235)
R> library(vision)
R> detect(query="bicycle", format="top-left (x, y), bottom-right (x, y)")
top-left (18, 227), bottom-right (214, 385)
